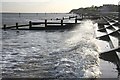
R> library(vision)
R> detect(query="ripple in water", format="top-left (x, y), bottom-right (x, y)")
top-left (2, 20), bottom-right (101, 78)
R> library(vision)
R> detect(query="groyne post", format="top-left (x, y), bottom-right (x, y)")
top-left (69, 16), bottom-right (70, 19)
top-left (19, 13), bottom-right (21, 17)
top-left (81, 14), bottom-right (83, 19)
top-left (29, 21), bottom-right (32, 29)
top-left (45, 19), bottom-right (47, 27)
top-left (75, 16), bottom-right (77, 23)
top-left (3, 24), bottom-right (6, 30)
top-left (16, 23), bottom-right (18, 30)
top-left (61, 19), bottom-right (63, 27)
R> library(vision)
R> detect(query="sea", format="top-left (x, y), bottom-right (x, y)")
top-left (0, 13), bottom-right (119, 78)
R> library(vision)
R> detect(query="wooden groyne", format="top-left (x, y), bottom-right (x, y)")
top-left (2, 16), bottom-right (81, 30)
top-left (2, 13), bottom-right (120, 68)
top-left (2, 14), bottom-right (102, 30)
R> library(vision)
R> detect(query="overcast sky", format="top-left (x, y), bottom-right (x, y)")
top-left (1, 0), bottom-right (119, 13)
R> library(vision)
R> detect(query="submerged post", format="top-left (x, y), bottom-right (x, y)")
top-left (75, 16), bottom-right (77, 23)
top-left (29, 21), bottom-right (32, 29)
top-left (45, 19), bottom-right (47, 27)
top-left (61, 19), bottom-right (63, 27)
top-left (81, 14), bottom-right (83, 19)
top-left (69, 16), bottom-right (70, 19)
top-left (19, 13), bottom-right (21, 17)
top-left (3, 24), bottom-right (6, 30)
top-left (16, 23), bottom-right (18, 30)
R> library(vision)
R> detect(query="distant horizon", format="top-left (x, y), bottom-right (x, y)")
top-left (2, 3), bottom-right (118, 13)
top-left (1, 0), bottom-right (119, 13)
top-left (1, 11), bottom-right (73, 13)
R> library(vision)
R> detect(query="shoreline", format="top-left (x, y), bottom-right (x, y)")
top-left (1, 13), bottom-right (120, 78)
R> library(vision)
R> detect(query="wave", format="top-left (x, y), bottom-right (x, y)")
top-left (48, 20), bottom-right (101, 78)
top-left (2, 20), bottom-right (101, 78)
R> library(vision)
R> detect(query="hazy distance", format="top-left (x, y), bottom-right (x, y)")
top-left (1, 0), bottom-right (119, 13)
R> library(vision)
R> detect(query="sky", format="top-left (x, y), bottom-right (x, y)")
top-left (1, 0), bottom-right (119, 13)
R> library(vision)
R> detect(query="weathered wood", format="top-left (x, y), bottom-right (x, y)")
top-left (69, 16), bottom-right (70, 19)
top-left (16, 23), bottom-right (18, 30)
top-left (75, 16), bottom-right (77, 23)
top-left (2, 18), bottom-right (80, 30)
top-left (45, 19), bottom-right (47, 27)
top-left (29, 21), bottom-right (32, 29)
top-left (2, 22), bottom-right (80, 30)
top-left (3, 24), bottom-right (6, 30)
top-left (32, 22), bottom-right (79, 24)
top-left (19, 13), bottom-right (21, 17)
top-left (18, 24), bottom-right (29, 27)
top-left (2, 24), bottom-right (16, 29)
top-left (75, 18), bottom-right (77, 24)
top-left (81, 14), bottom-right (83, 19)
top-left (32, 22), bottom-right (45, 25)
top-left (61, 20), bottom-right (63, 27)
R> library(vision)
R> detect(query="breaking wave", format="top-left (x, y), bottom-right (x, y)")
top-left (2, 20), bottom-right (101, 78)
top-left (49, 20), bottom-right (101, 78)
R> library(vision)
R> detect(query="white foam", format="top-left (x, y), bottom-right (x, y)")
top-left (52, 20), bottom-right (101, 78)
top-left (2, 20), bottom-right (101, 78)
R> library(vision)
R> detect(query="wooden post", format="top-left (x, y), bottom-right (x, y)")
top-left (69, 16), bottom-right (70, 19)
top-left (81, 14), bottom-right (83, 19)
top-left (29, 21), bottom-right (32, 29)
top-left (75, 16), bottom-right (77, 23)
top-left (16, 23), bottom-right (18, 30)
top-left (36, 13), bottom-right (38, 16)
top-left (61, 20), bottom-right (63, 27)
top-left (3, 24), bottom-right (6, 30)
top-left (19, 13), bottom-right (20, 17)
top-left (45, 19), bottom-right (47, 27)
